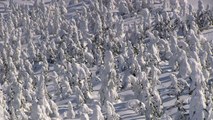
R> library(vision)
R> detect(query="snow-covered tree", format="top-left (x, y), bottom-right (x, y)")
top-left (103, 100), bottom-right (120, 120)
top-left (67, 101), bottom-right (75, 119)
top-left (189, 88), bottom-right (207, 119)
top-left (91, 104), bottom-right (105, 120)
top-left (60, 77), bottom-right (73, 98)
top-left (74, 86), bottom-right (85, 106)
top-left (128, 99), bottom-right (146, 115)
top-left (170, 0), bottom-right (180, 11)
top-left (49, 100), bottom-right (60, 119)
top-left (99, 49), bottom-right (120, 104)
top-left (80, 103), bottom-right (93, 116)
top-left (0, 90), bottom-right (8, 119)
top-left (80, 113), bottom-right (89, 120)
top-left (177, 48), bottom-right (191, 78)
top-left (179, 0), bottom-right (187, 16)
top-left (118, 1), bottom-right (130, 16)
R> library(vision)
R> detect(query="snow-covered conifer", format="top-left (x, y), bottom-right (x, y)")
top-left (61, 77), bottom-right (73, 98)
top-left (30, 96), bottom-right (47, 120)
top-left (177, 48), bottom-right (191, 78)
top-left (170, 0), bottom-right (180, 11)
top-left (149, 64), bottom-right (161, 90)
top-left (69, 0), bottom-right (78, 5)
top-left (49, 100), bottom-right (60, 118)
top-left (128, 99), bottom-right (146, 115)
top-left (80, 113), bottom-right (89, 120)
top-left (133, 0), bottom-right (142, 12)
top-left (103, 100), bottom-right (120, 120)
top-left (67, 101), bottom-right (75, 119)
top-left (91, 104), bottom-right (104, 120)
top-left (74, 86), bottom-right (85, 105)
top-left (80, 103), bottom-right (93, 115)
top-left (118, 1), bottom-right (129, 16)
top-left (189, 88), bottom-right (207, 119)
top-left (179, 0), bottom-right (187, 16)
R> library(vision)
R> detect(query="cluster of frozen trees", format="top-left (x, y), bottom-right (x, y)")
top-left (0, 0), bottom-right (212, 119)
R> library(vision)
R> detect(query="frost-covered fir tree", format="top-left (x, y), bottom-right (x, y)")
top-left (169, 73), bottom-right (189, 96)
top-left (145, 31), bottom-right (160, 62)
top-left (133, 0), bottom-right (142, 12)
top-left (66, 101), bottom-right (75, 119)
top-left (91, 104), bottom-right (105, 120)
top-left (103, 100), bottom-right (120, 120)
top-left (132, 71), bottom-right (150, 103)
top-left (80, 103), bottom-right (93, 115)
top-left (60, 77), bottom-right (73, 98)
top-left (99, 49), bottom-right (120, 104)
top-left (80, 113), bottom-right (89, 120)
top-left (36, 75), bottom-right (52, 118)
top-left (30, 96), bottom-right (50, 120)
top-left (129, 99), bottom-right (146, 115)
top-left (51, 71), bottom-right (60, 94)
top-left (170, 0), bottom-right (180, 11)
top-left (189, 88), bottom-right (207, 119)
top-left (118, 1), bottom-right (130, 16)
top-left (149, 64), bottom-right (161, 90)
top-left (177, 48), bottom-right (191, 78)
top-left (179, 0), bottom-right (187, 16)
top-left (74, 86), bottom-right (85, 106)
top-left (69, 0), bottom-right (78, 5)
top-left (49, 100), bottom-right (60, 119)
top-left (0, 90), bottom-right (9, 120)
